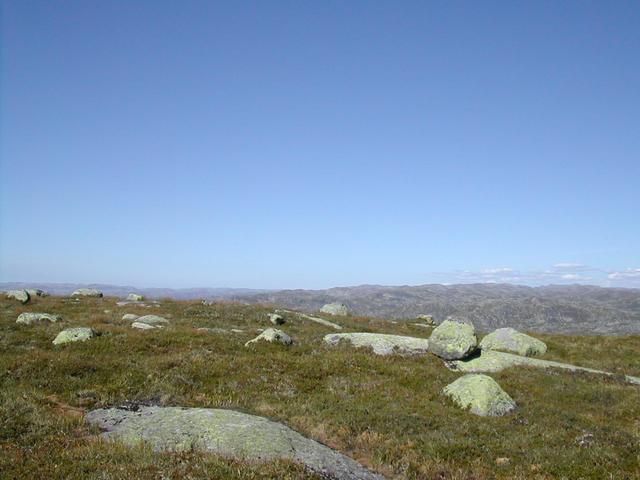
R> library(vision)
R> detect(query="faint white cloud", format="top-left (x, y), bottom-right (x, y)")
top-left (608, 269), bottom-right (640, 279)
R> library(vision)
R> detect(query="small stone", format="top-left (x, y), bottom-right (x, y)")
top-left (245, 328), bottom-right (292, 347)
top-left (6, 290), bottom-right (30, 304)
top-left (53, 327), bottom-right (97, 345)
top-left (495, 457), bottom-right (510, 466)
top-left (126, 293), bottom-right (144, 301)
top-left (16, 312), bottom-right (61, 325)
top-left (442, 374), bottom-right (516, 417)
top-left (320, 303), bottom-right (349, 316)
top-left (267, 313), bottom-right (285, 325)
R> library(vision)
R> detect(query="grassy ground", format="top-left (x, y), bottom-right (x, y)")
top-left (1, 296), bottom-right (639, 479)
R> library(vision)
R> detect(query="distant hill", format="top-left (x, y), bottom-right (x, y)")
top-left (231, 284), bottom-right (640, 335)
top-left (3, 282), bottom-right (639, 334)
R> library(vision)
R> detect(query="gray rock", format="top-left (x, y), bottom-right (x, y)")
top-left (126, 293), bottom-right (144, 301)
top-left (443, 374), bottom-right (516, 417)
top-left (6, 290), bottom-right (30, 304)
top-left (131, 322), bottom-right (160, 330)
top-left (479, 328), bottom-right (547, 356)
top-left (85, 406), bottom-right (383, 479)
top-left (324, 333), bottom-right (429, 356)
top-left (245, 328), bottom-right (292, 347)
top-left (276, 309), bottom-right (343, 330)
top-left (320, 303), bottom-right (349, 316)
top-left (53, 327), bottom-right (97, 345)
top-left (135, 315), bottom-right (169, 326)
top-left (16, 312), bottom-right (61, 325)
top-left (267, 313), bottom-right (285, 325)
top-left (72, 288), bottom-right (103, 298)
top-left (429, 319), bottom-right (477, 360)
top-left (448, 350), bottom-right (640, 386)
top-left (25, 288), bottom-right (47, 297)
top-left (416, 314), bottom-right (436, 325)
top-left (122, 314), bottom-right (139, 321)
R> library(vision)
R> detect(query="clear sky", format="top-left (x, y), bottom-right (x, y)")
top-left (1, 1), bottom-right (639, 289)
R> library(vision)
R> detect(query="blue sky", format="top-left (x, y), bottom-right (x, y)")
top-left (1, 1), bottom-right (639, 289)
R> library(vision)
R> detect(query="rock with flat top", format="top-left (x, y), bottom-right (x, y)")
top-left (72, 288), bottom-right (103, 298)
top-left (479, 328), bottom-right (547, 356)
top-left (132, 322), bottom-right (159, 330)
top-left (16, 312), bottom-right (61, 325)
top-left (126, 293), bottom-right (144, 301)
top-left (245, 328), bottom-right (292, 347)
top-left (135, 315), bottom-right (169, 326)
top-left (85, 406), bottom-right (383, 479)
top-left (320, 303), bottom-right (349, 316)
top-left (53, 327), bottom-right (97, 345)
top-left (122, 314), bottom-right (139, 321)
top-left (324, 333), bottom-right (429, 356)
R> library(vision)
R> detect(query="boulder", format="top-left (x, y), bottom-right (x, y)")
top-left (324, 333), bottom-right (429, 356)
top-left (320, 303), bottom-right (349, 316)
top-left (479, 328), bottom-right (547, 356)
top-left (135, 315), bottom-right (169, 326)
top-left (429, 319), bottom-right (477, 360)
top-left (126, 293), bottom-right (144, 301)
top-left (276, 309), bottom-right (343, 330)
top-left (416, 314), bottom-right (436, 325)
top-left (16, 312), bottom-right (61, 325)
top-left (6, 290), bottom-right (30, 304)
top-left (85, 406), bottom-right (383, 479)
top-left (122, 314), bottom-right (139, 321)
top-left (132, 322), bottom-right (159, 330)
top-left (53, 327), bottom-right (97, 345)
top-left (72, 288), bottom-right (103, 298)
top-left (25, 289), bottom-right (47, 297)
top-left (267, 313), bottom-right (285, 325)
top-left (442, 374), bottom-right (516, 417)
top-left (245, 328), bottom-right (292, 347)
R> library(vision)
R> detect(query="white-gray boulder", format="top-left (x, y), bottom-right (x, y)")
top-left (131, 322), bottom-right (160, 330)
top-left (134, 315), bottom-right (169, 326)
top-left (429, 319), bottom-right (477, 360)
top-left (53, 327), bottom-right (97, 345)
top-left (72, 288), bottom-right (103, 298)
top-left (6, 290), bottom-right (30, 304)
top-left (25, 288), bottom-right (47, 297)
top-left (443, 374), bottom-right (516, 417)
top-left (479, 328), bottom-right (547, 356)
top-left (122, 314), bottom-right (139, 321)
top-left (16, 312), bottom-right (61, 325)
top-left (126, 293), bottom-right (144, 301)
top-left (320, 303), bottom-right (349, 316)
top-left (245, 328), bottom-right (292, 347)
top-left (324, 333), bottom-right (429, 356)
top-left (267, 313), bottom-right (285, 325)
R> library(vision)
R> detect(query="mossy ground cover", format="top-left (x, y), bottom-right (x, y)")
top-left (1, 296), bottom-right (639, 479)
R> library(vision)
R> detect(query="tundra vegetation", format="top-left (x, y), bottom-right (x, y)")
top-left (1, 295), bottom-right (639, 479)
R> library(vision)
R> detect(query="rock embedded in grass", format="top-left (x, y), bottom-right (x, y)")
top-left (6, 290), bottom-right (30, 304)
top-left (245, 328), bottom-right (292, 347)
top-left (131, 322), bottom-right (160, 330)
top-left (267, 313), bottom-right (285, 325)
top-left (416, 314), bottom-right (436, 325)
top-left (71, 288), bottom-right (103, 297)
top-left (320, 303), bottom-right (349, 316)
top-left (122, 313), bottom-right (139, 321)
top-left (126, 293), bottom-right (144, 301)
top-left (53, 327), bottom-right (97, 345)
top-left (134, 315), bottom-right (169, 326)
top-left (429, 319), bottom-right (478, 360)
top-left (16, 312), bottom-right (61, 325)
top-left (324, 332), bottom-right (430, 356)
top-left (480, 327), bottom-right (547, 356)
top-left (443, 374), bottom-right (516, 417)
top-left (25, 288), bottom-right (47, 297)
top-left (85, 406), bottom-right (383, 479)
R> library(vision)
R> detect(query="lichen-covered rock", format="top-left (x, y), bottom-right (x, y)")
top-left (245, 328), bottom-right (292, 347)
top-left (16, 312), bottom-right (61, 325)
top-left (126, 293), bottom-right (144, 301)
top-left (429, 319), bottom-right (477, 360)
top-left (135, 315), bottom-right (169, 326)
top-left (324, 333), bottom-right (429, 356)
top-left (443, 374), bottom-right (516, 416)
top-left (72, 288), bottom-right (103, 297)
top-left (416, 314), bottom-right (436, 325)
top-left (320, 303), bottom-right (349, 316)
top-left (25, 288), bottom-right (47, 297)
top-left (85, 406), bottom-right (383, 479)
top-left (131, 322), bottom-right (159, 330)
top-left (53, 327), bottom-right (97, 345)
top-left (480, 328), bottom-right (547, 356)
top-left (448, 350), bottom-right (640, 386)
top-left (276, 309), bottom-right (343, 330)
top-left (6, 290), bottom-right (30, 304)
top-left (122, 314), bottom-right (139, 321)
top-left (267, 313), bottom-right (285, 325)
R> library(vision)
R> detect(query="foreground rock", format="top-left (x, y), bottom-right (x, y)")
top-left (122, 314), bottom-right (139, 321)
top-left (25, 288), bottom-right (48, 297)
top-left (53, 327), bottom-right (97, 345)
top-left (324, 333), bottom-right (429, 356)
top-left (480, 328), bottom-right (547, 356)
top-left (429, 319), bottom-right (477, 360)
top-left (16, 312), bottom-right (61, 325)
top-left (6, 290), bottom-right (30, 304)
top-left (245, 328), bottom-right (292, 347)
top-left (267, 313), bottom-right (285, 325)
top-left (443, 374), bottom-right (516, 417)
top-left (132, 322), bottom-right (160, 330)
top-left (86, 406), bottom-right (383, 479)
top-left (72, 288), bottom-right (103, 298)
top-left (320, 303), bottom-right (349, 316)
top-left (126, 293), bottom-right (144, 301)
top-left (276, 309), bottom-right (343, 330)
top-left (449, 350), bottom-right (640, 386)
top-left (135, 315), bottom-right (169, 326)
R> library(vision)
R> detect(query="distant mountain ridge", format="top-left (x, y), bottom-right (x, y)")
top-left (3, 282), bottom-right (639, 334)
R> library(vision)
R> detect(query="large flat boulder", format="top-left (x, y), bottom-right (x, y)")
top-left (429, 319), bottom-right (477, 360)
top-left (449, 350), bottom-right (640, 386)
top-left (16, 312), bottom-right (61, 325)
top-left (135, 315), bottom-right (169, 326)
top-left (479, 328), bottom-right (547, 356)
top-left (53, 327), bottom-right (97, 345)
top-left (85, 406), bottom-right (383, 479)
top-left (324, 333), bottom-right (429, 356)
top-left (245, 328), bottom-right (292, 347)
top-left (72, 288), bottom-right (103, 298)
top-left (6, 290), bottom-right (30, 304)
top-left (126, 293), bottom-right (144, 301)
top-left (443, 374), bottom-right (516, 417)
top-left (320, 303), bottom-right (349, 316)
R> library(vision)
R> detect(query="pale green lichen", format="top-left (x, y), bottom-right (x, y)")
top-left (479, 328), bottom-right (547, 356)
top-left (324, 332), bottom-right (429, 356)
top-left (429, 320), bottom-right (477, 360)
top-left (16, 312), bottom-right (61, 325)
top-left (443, 374), bottom-right (516, 416)
top-left (52, 327), bottom-right (97, 345)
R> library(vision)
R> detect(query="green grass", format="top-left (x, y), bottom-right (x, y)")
top-left (1, 296), bottom-right (639, 479)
